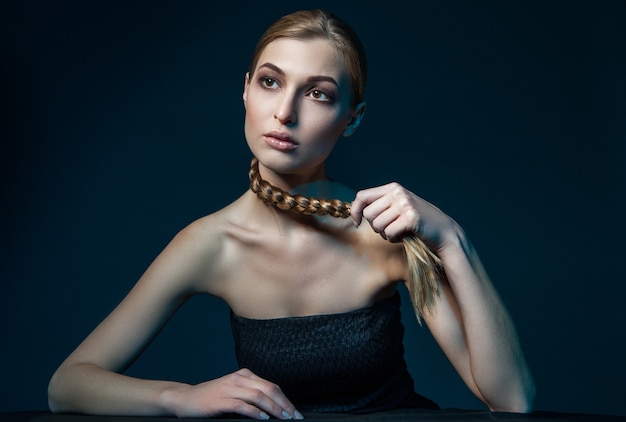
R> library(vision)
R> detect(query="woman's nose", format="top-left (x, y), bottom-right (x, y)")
top-left (274, 92), bottom-right (298, 125)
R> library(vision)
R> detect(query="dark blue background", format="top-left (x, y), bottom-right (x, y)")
top-left (1, 0), bottom-right (625, 416)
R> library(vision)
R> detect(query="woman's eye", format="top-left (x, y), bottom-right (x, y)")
top-left (261, 77), bottom-right (278, 89)
top-left (308, 89), bottom-right (332, 102)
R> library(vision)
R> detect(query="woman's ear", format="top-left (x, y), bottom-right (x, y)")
top-left (343, 102), bottom-right (367, 137)
top-left (242, 72), bottom-right (250, 108)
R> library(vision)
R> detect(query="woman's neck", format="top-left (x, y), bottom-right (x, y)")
top-left (247, 156), bottom-right (355, 230)
top-left (290, 179), bottom-right (356, 203)
top-left (256, 159), bottom-right (327, 190)
top-left (251, 157), bottom-right (354, 201)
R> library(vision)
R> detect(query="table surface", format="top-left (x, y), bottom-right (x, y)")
top-left (2, 410), bottom-right (624, 422)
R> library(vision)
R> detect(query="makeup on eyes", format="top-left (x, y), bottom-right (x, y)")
top-left (255, 62), bottom-right (340, 103)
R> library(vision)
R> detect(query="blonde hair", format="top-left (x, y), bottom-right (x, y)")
top-left (249, 157), bottom-right (441, 321)
top-left (248, 9), bottom-right (367, 106)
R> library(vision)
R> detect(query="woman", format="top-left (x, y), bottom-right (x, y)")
top-left (48, 9), bottom-right (535, 420)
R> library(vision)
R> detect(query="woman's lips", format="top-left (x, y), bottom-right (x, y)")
top-left (263, 131), bottom-right (299, 151)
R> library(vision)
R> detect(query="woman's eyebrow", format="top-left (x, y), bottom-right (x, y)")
top-left (258, 62), bottom-right (285, 75)
top-left (307, 75), bottom-right (339, 87)
top-left (258, 62), bottom-right (339, 87)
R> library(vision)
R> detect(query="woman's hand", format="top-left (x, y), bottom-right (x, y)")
top-left (164, 368), bottom-right (302, 420)
top-left (351, 182), bottom-right (457, 250)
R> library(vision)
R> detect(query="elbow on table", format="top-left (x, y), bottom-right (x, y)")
top-left (47, 372), bottom-right (62, 413)
top-left (489, 379), bottom-right (536, 414)
top-left (47, 368), bottom-right (72, 414)
top-left (48, 396), bottom-right (64, 415)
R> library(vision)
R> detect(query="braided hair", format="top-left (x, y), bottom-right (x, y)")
top-left (248, 157), bottom-right (441, 321)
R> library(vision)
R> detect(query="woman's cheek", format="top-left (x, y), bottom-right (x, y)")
top-left (313, 111), bottom-right (351, 140)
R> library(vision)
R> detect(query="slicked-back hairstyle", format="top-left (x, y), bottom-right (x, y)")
top-left (248, 9), bottom-right (367, 106)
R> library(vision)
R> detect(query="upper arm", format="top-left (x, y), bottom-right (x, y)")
top-left (60, 219), bottom-right (223, 373)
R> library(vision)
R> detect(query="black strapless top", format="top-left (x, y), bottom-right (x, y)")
top-left (229, 292), bottom-right (439, 413)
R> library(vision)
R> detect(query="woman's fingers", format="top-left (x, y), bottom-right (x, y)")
top-left (352, 183), bottom-right (421, 241)
top-left (223, 397), bottom-right (273, 420)
top-left (351, 184), bottom-right (392, 227)
top-left (229, 369), bottom-right (303, 420)
top-left (228, 386), bottom-right (299, 420)
top-left (175, 369), bottom-right (302, 420)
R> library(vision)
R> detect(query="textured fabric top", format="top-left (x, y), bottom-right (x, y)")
top-left (229, 291), bottom-right (439, 413)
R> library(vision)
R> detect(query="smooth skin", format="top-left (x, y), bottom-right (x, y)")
top-left (48, 38), bottom-right (535, 420)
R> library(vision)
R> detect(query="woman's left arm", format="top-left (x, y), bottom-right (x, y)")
top-left (351, 183), bottom-right (535, 413)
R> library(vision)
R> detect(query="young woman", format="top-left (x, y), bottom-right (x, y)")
top-left (48, 9), bottom-right (535, 420)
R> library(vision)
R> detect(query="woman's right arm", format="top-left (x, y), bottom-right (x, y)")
top-left (48, 219), bottom-right (300, 420)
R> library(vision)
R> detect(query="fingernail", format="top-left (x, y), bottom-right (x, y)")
top-left (282, 410), bottom-right (293, 419)
top-left (259, 411), bottom-right (270, 420)
top-left (294, 410), bottom-right (304, 419)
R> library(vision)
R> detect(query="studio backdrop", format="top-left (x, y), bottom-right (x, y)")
top-left (1, 0), bottom-right (624, 416)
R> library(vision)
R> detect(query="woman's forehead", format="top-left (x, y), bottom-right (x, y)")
top-left (254, 38), bottom-right (350, 83)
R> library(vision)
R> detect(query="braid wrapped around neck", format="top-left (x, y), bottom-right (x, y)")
top-left (249, 157), bottom-right (351, 218)
top-left (248, 156), bottom-right (441, 321)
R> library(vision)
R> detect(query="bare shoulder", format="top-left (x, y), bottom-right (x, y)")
top-left (140, 196), bottom-right (249, 297)
top-left (172, 192), bottom-right (252, 246)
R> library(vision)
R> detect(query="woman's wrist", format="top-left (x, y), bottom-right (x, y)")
top-left (158, 382), bottom-right (191, 417)
top-left (433, 219), bottom-right (465, 256)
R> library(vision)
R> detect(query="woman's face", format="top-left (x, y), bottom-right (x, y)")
top-left (243, 37), bottom-right (359, 185)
